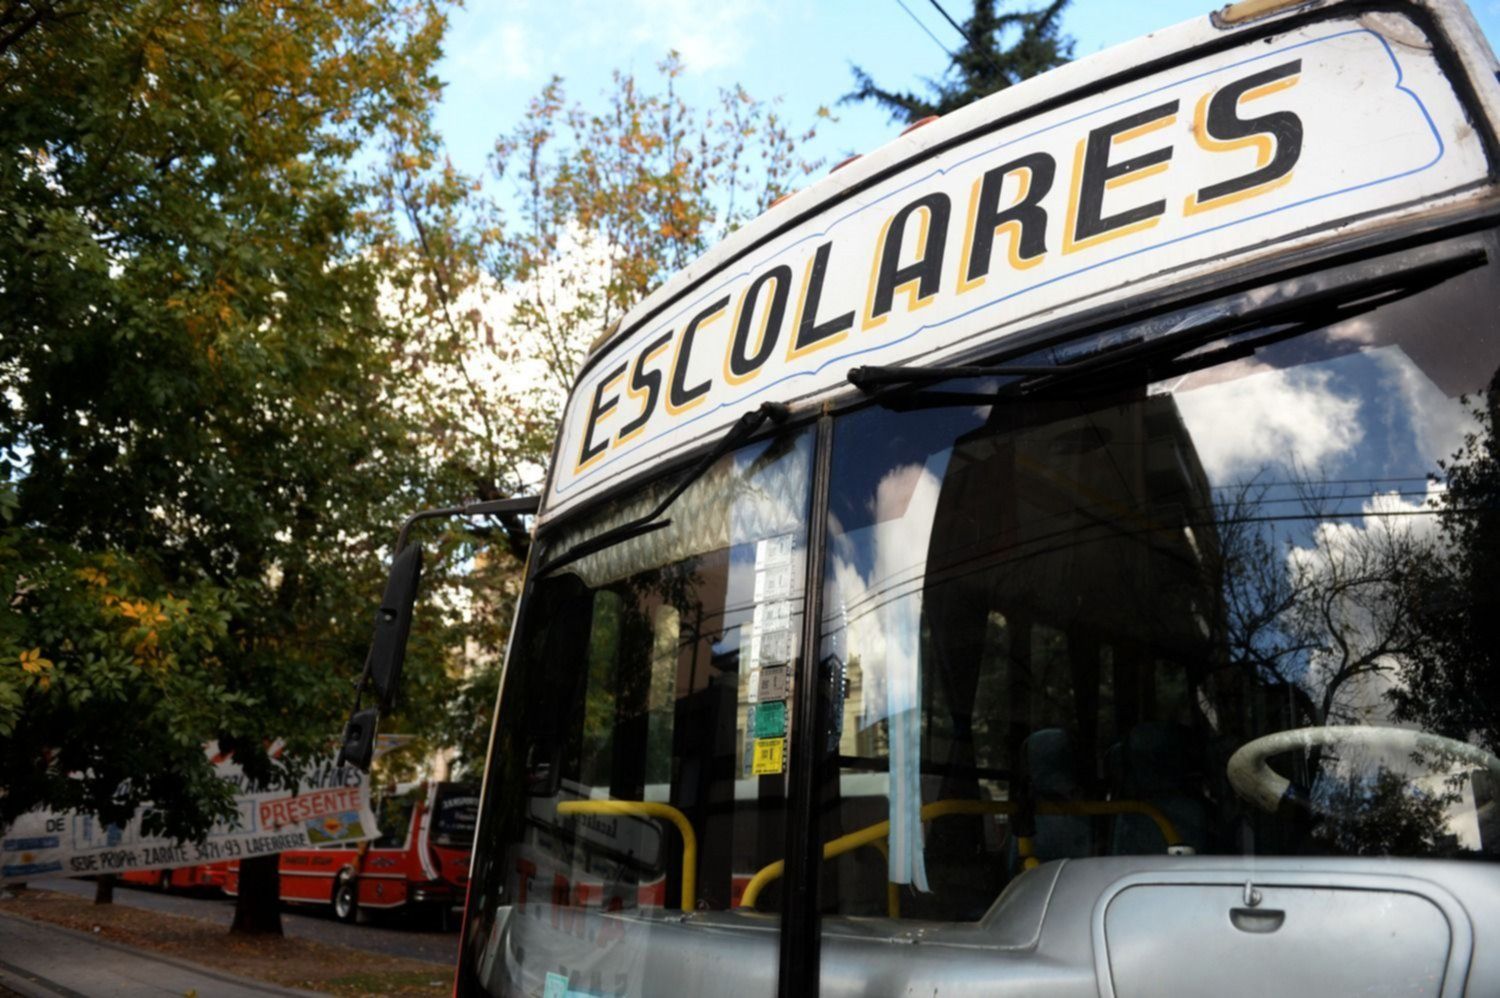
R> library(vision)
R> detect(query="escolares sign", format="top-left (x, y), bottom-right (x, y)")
top-left (544, 13), bottom-right (1492, 522)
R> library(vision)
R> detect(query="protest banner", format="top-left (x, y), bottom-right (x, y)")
top-left (0, 743), bottom-right (378, 883)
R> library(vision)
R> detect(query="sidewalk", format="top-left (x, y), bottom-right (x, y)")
top-left (0, 911), bottom-right (324, 998)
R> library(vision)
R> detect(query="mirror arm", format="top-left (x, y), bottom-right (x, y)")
top-left (337, 494), bottom-right (541, 771)
top-left (394, 495), bottom-right (541, 553)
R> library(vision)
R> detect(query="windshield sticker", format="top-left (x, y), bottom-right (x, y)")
top-left (755, 664), bottom-right (791, 702)
top-left (752, 737), bottom-right (786, 776)
top-left (753, 700), bottom-right (788, 739)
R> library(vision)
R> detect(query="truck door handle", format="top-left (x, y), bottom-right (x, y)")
top-left (1229, 907), bottom-right (1285, 933)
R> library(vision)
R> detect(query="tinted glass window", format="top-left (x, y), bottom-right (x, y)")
top-left (813, 245), bottom-right (1500, 928)
top-left (459, 430), bottom-right (812, 997)
top-left (433, 783), bottom-right (479, 848)
top-left (375, 790), bottom-right (417, 849)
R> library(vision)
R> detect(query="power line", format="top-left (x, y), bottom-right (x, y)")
top-left (924, 0), bottom-right (1006, 76)
top-left (892, 0), bottom-right (955, 59)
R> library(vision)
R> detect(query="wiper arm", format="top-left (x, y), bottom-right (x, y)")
top-left (847, 246), bottom-right (1487, 400)
top-left (848, 362), bottom-right (1085, 390)
top-left (535, 401), bottom-right (790, 578)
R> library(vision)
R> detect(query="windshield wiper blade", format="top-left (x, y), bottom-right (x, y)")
top-left (535, 401), bottom-right (790, 578)
top-left (847, 246), bottom-right (1487, 400)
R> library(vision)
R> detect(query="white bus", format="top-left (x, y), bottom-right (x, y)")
top-left (352, 1), bottom-right (1500, 993)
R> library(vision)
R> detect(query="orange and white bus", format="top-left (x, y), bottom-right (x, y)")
top-left (119, 863), bottom-right (222, 892)
top-left (221, 780), bottom-right (476, 925)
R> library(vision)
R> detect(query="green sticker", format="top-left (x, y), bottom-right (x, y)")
top-left (753, 699), bottom-right (787, 738)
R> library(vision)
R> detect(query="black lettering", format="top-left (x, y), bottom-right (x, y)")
top-left (577, 362), bottom-right (626, 468)
top-left (1071, 100), bottom-right (1178, 247)
top-left (871, 192), bottom-right (951, 319)
top-left (966, 152), bottom-right (1055, 283)
top-left (617, 331), bottom-right (672, 441)
top-left (1193, 59), bottom-right (1303, 207)
top-left (669, 297), bottom-right (726, 412)
top-left (790, 242), bottom-right (854, 355)
top-left (728, 265), bottom-right (791, 380)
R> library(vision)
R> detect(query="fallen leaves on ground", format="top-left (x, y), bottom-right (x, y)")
top-left (0, 887), bottom-right (448, 996)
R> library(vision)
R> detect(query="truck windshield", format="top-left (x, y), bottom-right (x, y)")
top-left (815, 237), bottom-right (1500, 923)
top-left (432, 783), bottom-right (479, 848)
top-left (463, 430), bottom-right (813, 997)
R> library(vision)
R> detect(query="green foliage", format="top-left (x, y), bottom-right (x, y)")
top-left (0, 3), bottom-right (830, 829)
top-left (0, 0), bottom-right (456, 840)
top-left (1311, 767), bottom-right (1461, 857)
top-left (1394, 380), bottom-right (1500, 752)
top-left (846, 0), bottom-right (1074, 123)
top-left (377, 56), bottom-right (826, 775)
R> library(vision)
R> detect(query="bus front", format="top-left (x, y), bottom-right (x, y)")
top-left (456, 2), bottom-right (1500, 994)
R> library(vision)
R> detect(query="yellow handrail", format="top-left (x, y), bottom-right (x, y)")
top-left (739, 797), bottom-right (1181, 911)
top-left (555, 800), bottom-right (698, 911)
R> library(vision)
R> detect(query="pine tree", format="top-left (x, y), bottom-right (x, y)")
top-left (846, 0), bottom-right (1074, 123)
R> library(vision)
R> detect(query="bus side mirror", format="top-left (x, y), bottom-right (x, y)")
top-left (368, 542), bottom-right (423, 711)
top-left (338, 707), bottom-right (380, 770)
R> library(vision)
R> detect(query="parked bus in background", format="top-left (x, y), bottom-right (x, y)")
top-left (119, 863), bottom-right (222, 893)
top-left (221, 780), bottom-right (476, 926)
top-left (343, 0), bottom-right (1500, 993)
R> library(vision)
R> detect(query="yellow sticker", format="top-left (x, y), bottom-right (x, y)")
top-left (751, 737), bottom-right (785, 776)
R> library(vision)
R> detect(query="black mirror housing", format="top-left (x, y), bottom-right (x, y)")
top-left (336, 707), bottom-right (380, 770)
top-left (368, 542), bottom-right (423, 711)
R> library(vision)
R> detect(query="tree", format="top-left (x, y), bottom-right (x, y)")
top-left (1310, 766), bottom-right (1460, 857)
top-left (379, 57), bottom-right (827, 774)
top-left (0, 0), bottom-right (457, 933)
top-left (1393, 378), bottom-right (1500, 752)
top-left (1213, 478), bottom-right (1424, 726)
top-left (845, 0), bottom-right (1073, 124)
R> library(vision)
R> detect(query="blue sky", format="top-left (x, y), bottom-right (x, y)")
top-left (432, 0), bottom-right (1500, 185)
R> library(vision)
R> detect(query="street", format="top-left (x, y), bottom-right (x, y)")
top-left (43, 879), bottom-right (458, 967)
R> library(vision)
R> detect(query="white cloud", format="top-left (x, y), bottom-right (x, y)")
top-left (1284, 482), bottom-right (1444, 724)
top-left (458, 0), bottom-right (775, 78)
top-left (617, 0), bottom-right (772, 72)
top-left (450, 18), bottom-right (536, 84)
top-left (1372, 345), bottom-right (1478, 474)
top-left (1287, 481), bottom-right (1445, 582)
top-left (1170, 361), bottom-right (1363, 480)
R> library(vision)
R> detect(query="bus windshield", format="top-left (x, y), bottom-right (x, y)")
top-left (448, 0), bottom-right (1500, 987)
top-left (815, 236), bottom-right (1500, 921)
top-left (462, 232), bottom-right (1500, 993)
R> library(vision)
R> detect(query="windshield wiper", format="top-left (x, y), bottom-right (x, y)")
top-left (847, 246), bottom-right (1487, 402)
top-left (848, 362), bottom-right (1076, 389)
top-left (535, 401), bottom-right (790, 578)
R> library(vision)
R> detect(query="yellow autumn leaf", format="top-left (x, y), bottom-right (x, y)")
top-left (138, 629), bottom-right (159, 653)
top-left (19, 648), bottom-right (52, 674)
top-left (118, 600), bottom-right (165, 624)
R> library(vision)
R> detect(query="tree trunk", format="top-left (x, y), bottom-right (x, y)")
top-left (230, 854), bottom-right (283, 935)
top-left (93, 874), bottom-right (114, 905)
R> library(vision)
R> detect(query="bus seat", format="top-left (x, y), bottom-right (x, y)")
top-left (1012, 728), bottom-right (1093, 868)
top-left (1109, 722), bottom-right (1210, 855)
